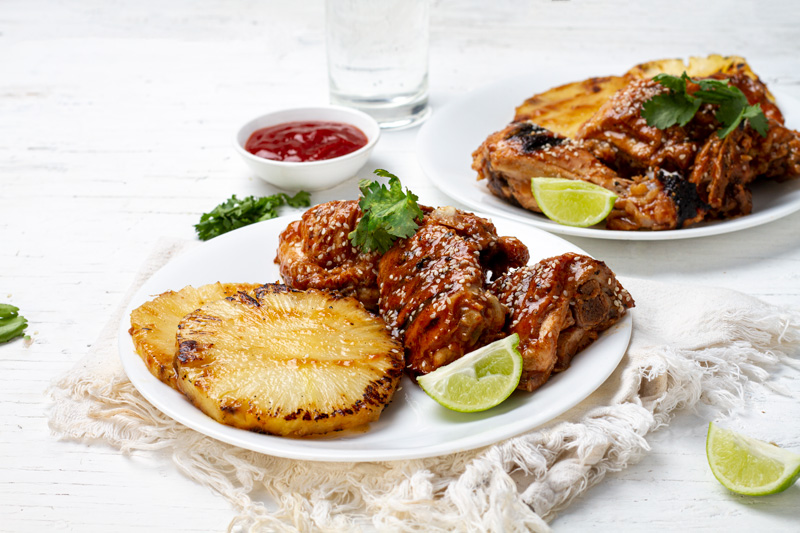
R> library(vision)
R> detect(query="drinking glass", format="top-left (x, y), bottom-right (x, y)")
top-left (326, 0), bottom-right (430, 129)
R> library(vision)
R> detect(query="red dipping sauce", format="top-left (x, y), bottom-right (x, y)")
top-left (245, 121), bottom-right (368, 162)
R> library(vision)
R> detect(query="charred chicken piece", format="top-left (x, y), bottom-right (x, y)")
top-left (576, 74), bottom-right (787, 178)
top-left (472, 121), bottom-right (628, 214)
top-left (576, 73), bottom-right (800, 224)
top-left (471, 120), bottom-right (706, 230)
top-left (276, 200), bottom-right (382, 309)
top-left (575, 78), bottom-right (714, 176)
top-left (607, 169), bottom-right (707, 231)
top-left (490, 253), bottom-right (634, 392)
top-left (689, 118), bottom-right (800, 219)
top-left (378, 206), bottom-right (529, 377)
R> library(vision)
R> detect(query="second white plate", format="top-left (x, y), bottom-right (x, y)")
top-left (417, 71), bottom-right (800, 240)
top-left (117, 214), bottom-right (632, 462)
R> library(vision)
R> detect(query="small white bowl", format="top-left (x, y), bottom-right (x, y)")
top-left (234, 106), bottom-right (380, 192)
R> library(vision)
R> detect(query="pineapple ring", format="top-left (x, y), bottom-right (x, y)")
top-left (129, 282), bottom-right (263, 389)
top-left (174, 284), bottom-right (404, 437)
top-left (514, 55), bottom-right (766, 140)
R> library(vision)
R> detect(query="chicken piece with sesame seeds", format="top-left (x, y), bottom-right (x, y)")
top-left (688, 117), bottom-right (800, 220)
top-left (577, 74), bottom-right (800, 226)
top-left (490, 253), bottom-right (634, 392)
top-left (575, 78), bottom-right (715, 176)
top-left (377, 206), bottom-right (529, 377)
top-left (276, 200), bottom-right (382, 310)
top-left (471, 119), bottom-right (705, 230)
top-left (475, 71), bottom-right (800, 231)
top-left (472, 120), bottom-right (628, 214)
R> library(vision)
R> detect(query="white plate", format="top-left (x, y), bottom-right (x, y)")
top-left (117, 214), bottom-right (632, 462)
top-left (417, 72), bottom-right (800, 240)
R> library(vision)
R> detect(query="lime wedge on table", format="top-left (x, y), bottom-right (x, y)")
top-left (416, 334), bottom-right (522, 413)
top-left (531, 177), bottom-right (617, 227)
top-left (706, 422), bottom-right (800, 496)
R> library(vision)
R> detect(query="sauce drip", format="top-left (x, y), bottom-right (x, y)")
top-left (245, 121), bottom-right (368, 162)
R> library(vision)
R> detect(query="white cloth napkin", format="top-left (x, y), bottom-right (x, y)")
top-left (47, 239), bottom-right (800, 533)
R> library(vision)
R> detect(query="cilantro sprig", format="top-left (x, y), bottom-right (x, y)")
top-left (641, 72), bottom-right (769, 139)
top-left (348, 169), bottom-right (424, 254)
top-left (195, 191), bottom-right (310, 241)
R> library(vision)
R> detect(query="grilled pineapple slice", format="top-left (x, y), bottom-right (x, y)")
top-left (129, 282), bottom-right (262, 389)
top-left (514, 55), bottom-right (769, 139)
top-left (174, 284), bottom-right (404, 437)
top-left (514, 76), bottom-right (629, 139)
top-left (624, 54), bottom-right (764, 83)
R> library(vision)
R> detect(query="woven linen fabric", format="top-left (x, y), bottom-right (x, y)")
top-left (47, 239), bottom-right (800, 533)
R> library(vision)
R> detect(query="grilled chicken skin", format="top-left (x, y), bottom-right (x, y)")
top-left (378, 206), bottom-right (529, 377)
top-left (576, 79), bottom-right (714, 176)
top-left (472, 120), bottom-right (706, 230)
top-left (276, 200), bottom-right (382, 310)
top-left (490, 253), bottom-right (634, 392)
top-left (476, 69), bottom-right (800, 232)
top-left (689, 118), bottom-right (800, 219)
top-left (472, 121), bottom-right (626, 214)
top-left (577, 74), bottom-right (800, 223)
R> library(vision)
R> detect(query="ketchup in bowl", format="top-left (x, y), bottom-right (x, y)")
top-left (245, 121), bottom-right (368, 163)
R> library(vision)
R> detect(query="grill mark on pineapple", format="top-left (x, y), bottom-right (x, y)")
top-left (255, 284), bottom-right (298, 297)
top-left (230, 291), bottom-right (261, 307)
top-left (177, 339), bottom-right (210, 364)
top-left (181, 313), bottom-right (222, 327)
top-left (362, 374), bottom-right (399, 405)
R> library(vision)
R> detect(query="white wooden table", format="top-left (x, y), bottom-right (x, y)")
top-left (1, 1), bottom-right (798, 530)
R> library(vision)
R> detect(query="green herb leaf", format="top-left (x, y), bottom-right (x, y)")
top-left (643, 73), bottom-right (701, 128)
top-left (194, 191), bottom-right (311, 241)
top-left (743, 104), bottom-right (769, 137)
top-left (0, 304), bottom-right (19, 319)
top-left (0, 305), bottom-right (28, 344)
top-left (652, 72), bottom-right (693, 94)
top-left (282, 190), bottom-right (311, 208)
top-left (348, 170), bottom-right (424, 254)
top-left (693, 77), bottom-right (733, 96)
top-left (642, 92), bottom-right (701, 129)
top-left (642, 72), bottom-right (769, 139)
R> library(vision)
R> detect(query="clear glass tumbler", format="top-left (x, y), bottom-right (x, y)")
top-left (326, 0), bottom-right (430, 129)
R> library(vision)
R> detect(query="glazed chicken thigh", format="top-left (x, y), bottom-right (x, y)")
top-left (276, 200), bottom-right (381, 310)
top-left (472, 120), bottom-right (706, 230)
top-left (474, 66), bottom-right (800, 231)
top-left (490, 253), bottom-right (634, 392)
top-left (378, 206), bottom-right (528, 376)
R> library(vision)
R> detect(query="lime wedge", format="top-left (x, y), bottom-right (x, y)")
top-left (531, 177), bottom-right (618, 227)
top-left (706, 422), bottom-right (800, 496)
top-left (416, 334), bottom-right (522, 412)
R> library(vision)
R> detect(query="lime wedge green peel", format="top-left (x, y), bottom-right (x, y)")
top-left (706, 421), bottom-right (800, 496)
top-left (416, 333), bottom-right (522, 413)
top-left (531, 177), bottom-right (618, 227)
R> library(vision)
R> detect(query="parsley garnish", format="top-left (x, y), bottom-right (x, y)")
top-left (641, 72), bottom-right (769, 139)
top-left (348, 169), bottom-right (424, 254)
top-left (195, 191), bottom-right (310, 241)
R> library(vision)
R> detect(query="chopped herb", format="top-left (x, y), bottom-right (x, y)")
top-left (195, 191), bottom-right (311, 241)
top-left (641, 72), bottom-right (701, 129)
top-left (0, 304), bottom-right (28, 344)
top-left (641, 72), bottom-right (769, 139)
top-left (348, 169), bottom-right (424, 254)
